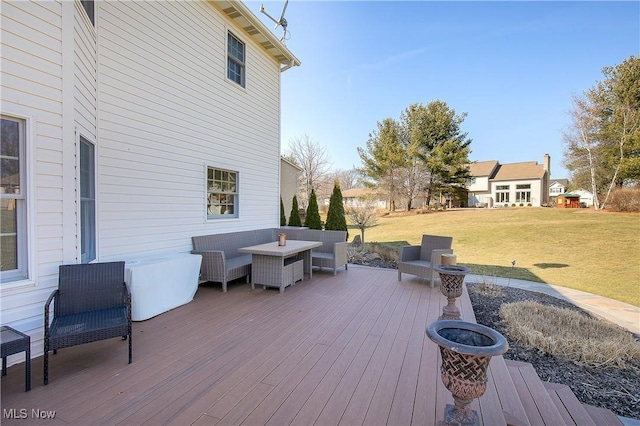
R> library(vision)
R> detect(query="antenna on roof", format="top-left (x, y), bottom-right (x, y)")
top-left (259, 1), bottom-right (289, 44)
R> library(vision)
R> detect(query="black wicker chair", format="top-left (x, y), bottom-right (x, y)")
top-left (44, 261), bottom-right (132, 385)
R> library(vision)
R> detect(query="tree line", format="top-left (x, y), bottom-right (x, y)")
top-left (357, 100), bottom-right (472, 211)
top-left (284, 55), bottom-right (639, 213)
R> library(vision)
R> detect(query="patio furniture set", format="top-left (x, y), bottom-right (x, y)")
top-left (191, 227), bottom-right (348, 293)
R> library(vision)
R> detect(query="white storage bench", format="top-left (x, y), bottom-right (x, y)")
top-left (125, 253), bottom-right (202, 321)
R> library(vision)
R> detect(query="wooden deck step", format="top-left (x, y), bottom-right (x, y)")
top-left (507, 360), bottom-right (625, 426)
top-left (543, 382), bottom-right (596, 425)
top-left (506, 360), bottom-right (567, 426)
top-left (489, 356), bottom-right (531, 426)
top-left (458, 286), bottom-right (530, 426)
top-left (583, 403), bottom-right (624, 426)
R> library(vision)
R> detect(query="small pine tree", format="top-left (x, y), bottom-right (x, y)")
top-left (288, 195), bottom-right (302, 227)
top-left (280, 197), bottom-right (287, 226)
top-left (304, 189), bottom-right (322, 230)
top-left (325, 181), bottom-right (348, 239)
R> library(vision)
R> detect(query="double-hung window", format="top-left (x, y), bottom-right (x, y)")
top-left (227, 31), bottom-right (245, 87)
top-left (207, 167), bottom-right (238, 218)
top-left (1, 116), bottom-right (28, 282)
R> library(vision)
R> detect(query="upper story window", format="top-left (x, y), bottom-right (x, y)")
top-left (496, 185), bottom-right (509, 191)
top-left (516, 184), bottom-right (531, 189)
top-left (207, 167), bottom-right (238, 219)
top-left (80, 0), bottom-right (95, 26)
top-left (1, 116), bottom-right (28, 282)
top-left (227, 32), bottom-right (245, 88)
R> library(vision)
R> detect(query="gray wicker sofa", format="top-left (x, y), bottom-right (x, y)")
top-left (191, 228), bottom-right (348, 292)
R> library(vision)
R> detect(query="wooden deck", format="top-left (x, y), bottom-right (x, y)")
top-left (0, 266), bottom-right (620, 425)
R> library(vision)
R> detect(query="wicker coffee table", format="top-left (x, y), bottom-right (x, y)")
top-left (239, 240), bottom-right (321, 293)
top-left (1, 325), bottom-right (31, 391)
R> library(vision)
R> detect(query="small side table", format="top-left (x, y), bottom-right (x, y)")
top-left (1, 325), bottom-right (31, 391)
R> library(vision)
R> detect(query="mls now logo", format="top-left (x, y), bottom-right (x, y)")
top-left (3, 409), bottom-right (56, 419)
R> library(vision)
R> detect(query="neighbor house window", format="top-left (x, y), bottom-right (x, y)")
top-left (1, 116), bottom-right (27, 282)
top-left (227, 32), bottom-right (245, 87)
top-left (80, 0), bottom-right (95, 25)
top-left (495, 184), bottom-right (509, 203)
top-left (515, 184), bottom-right (531, 203)
top-left (207, 167), bottom-right (238, 218)
top-left (80, 137), bottom-right (96, 263)
top-left (550, 187), bottom-right (562, 194)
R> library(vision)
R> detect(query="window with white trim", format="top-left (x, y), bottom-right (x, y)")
top-left (1, 116), bottom-right (28, 282)
top-left (495, 184), bottom-right (509, 203)
top-left (207, 167), bottom-right (238, 218)
top-left (80, 137), bottom-right (96, 263)
top-left (227, 31), bottom-right (245, 87)
top-left (515, 184), bottom-right (531, 203)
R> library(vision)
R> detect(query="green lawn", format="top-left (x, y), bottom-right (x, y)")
top-left (355, 208), bottom-right (640, 307)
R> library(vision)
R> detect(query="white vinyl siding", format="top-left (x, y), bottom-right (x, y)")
top-left (0, 0), bottom-right (66, 357)
top-left (97, 1), bottom-right (281, 259)
top-left (74, 0), bottom-right (97, 143)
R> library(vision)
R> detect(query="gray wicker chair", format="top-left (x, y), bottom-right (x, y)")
top-left (397, 235), bottom-right (453, 287)
top-left (44, 261), bottom-right (132, 385)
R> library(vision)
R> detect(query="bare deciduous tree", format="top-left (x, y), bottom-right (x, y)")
top-left (346, 196), bottom-right (379, 243)
top-left (332, 167), bottom-right (363, 191)
top-left (285, 134), bottom-right (332, 208)
top-left (563, 96), bottom-right (602, 209)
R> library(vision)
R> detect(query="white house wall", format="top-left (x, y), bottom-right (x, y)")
top-left (96, 1), bottom-right (281, 260)
top-left (467, 176), bottom-right (491, 206)
top-left (1, 1), bottom-right (66, 357)
top-left (74, 0), bottom-right (97, 143)
top-left (1, 1), bottom-right (284, 362)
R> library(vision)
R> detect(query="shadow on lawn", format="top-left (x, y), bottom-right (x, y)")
top-left (461, 263), bottom-right (545, 283)
top-left (534, 263), bottom-right (570, 269)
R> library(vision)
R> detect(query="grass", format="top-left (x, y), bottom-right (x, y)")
top-left (500, 300), bottom-right (640, 368)
top-left (353, 208), bottom-right (640, 306)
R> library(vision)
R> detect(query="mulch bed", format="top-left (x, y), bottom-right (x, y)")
top-left (467, 283), bottom-right (640, 420)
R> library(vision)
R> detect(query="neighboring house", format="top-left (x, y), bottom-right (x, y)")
top-left (342, 188), bottom-right (387, 209)
top-left (549, 179), bottom-right (569, 197)
top-left (467, 155), bottom-right (551, 207)
top-left (280, 157), bottom-right (302, 220)
top-left (1, 0), bottom-right (299, 360)
top-left (573, 189), bottom-right (594, 207)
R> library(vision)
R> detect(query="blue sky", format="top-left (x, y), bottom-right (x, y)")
top-left (247, 1), bottom-right (639, 179)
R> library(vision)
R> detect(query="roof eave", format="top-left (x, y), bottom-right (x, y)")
top-left (210, 0), bottom-right (301, 72)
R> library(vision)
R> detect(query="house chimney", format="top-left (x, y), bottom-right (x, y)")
top-left (543, 153), bottom-right (550, 176)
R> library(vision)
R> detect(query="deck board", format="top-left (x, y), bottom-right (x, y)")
top-left (0, 266), bottom-right (586, 425)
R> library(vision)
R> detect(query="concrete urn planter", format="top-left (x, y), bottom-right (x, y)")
top-left (435, 264), bottom-right (470, 320)
top-left (427, 320), bottom-right (509, 426)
